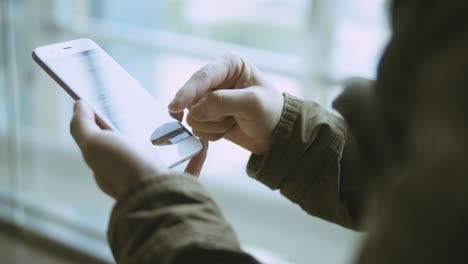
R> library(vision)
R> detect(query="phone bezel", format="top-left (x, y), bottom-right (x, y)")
top-left (33, 39), bottom-right (113, 129)
top-left (32, 38), bottom-right (202, 168)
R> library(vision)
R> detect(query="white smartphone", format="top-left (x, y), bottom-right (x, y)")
top-left (32, 38), bottom-right (202, 168)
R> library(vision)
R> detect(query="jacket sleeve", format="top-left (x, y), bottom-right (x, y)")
top-left (247, 93), bottom-right (372, 230)
top-left (107, 174), bottom-right (261, 264)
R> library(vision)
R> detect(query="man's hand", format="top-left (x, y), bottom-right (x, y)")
top-left (70, 101), bottom-right (208, 199)
top-left (169, 53), bottom-right (284, 155)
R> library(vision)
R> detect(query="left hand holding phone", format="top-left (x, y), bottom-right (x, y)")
top-left (70, 100), bottom-right (208, 199)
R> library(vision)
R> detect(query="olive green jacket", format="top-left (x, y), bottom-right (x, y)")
top-left (108, 1), bottom-right (468, 263)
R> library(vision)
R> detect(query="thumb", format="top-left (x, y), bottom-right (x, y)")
top-left (70, 100), bottom-right (100, 148)
top-left (189, 89), bottom-right (255, 122)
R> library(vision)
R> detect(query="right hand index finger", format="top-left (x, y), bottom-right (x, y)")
top-left (168, 53), bottom-right (245, 113)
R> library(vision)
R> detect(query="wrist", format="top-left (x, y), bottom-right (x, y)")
top-left (257, 92), bottom-right (285, 155)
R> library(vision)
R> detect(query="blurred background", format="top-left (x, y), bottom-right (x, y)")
top-left (0, 0), bottom-right (389, 263)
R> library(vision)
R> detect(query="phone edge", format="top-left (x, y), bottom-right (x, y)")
top-left (32, 46), bottom-right (202, 168)
top-left (31, 50), bottom-right (111, 130)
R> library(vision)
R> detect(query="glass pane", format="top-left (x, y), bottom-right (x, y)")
top-left (0, 0), bottom-right (113, 233)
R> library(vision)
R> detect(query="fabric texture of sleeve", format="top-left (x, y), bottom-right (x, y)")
top-left (247, 93), bottom-right (363, 230)
top-left (107, 173), bottom-right (261, 264)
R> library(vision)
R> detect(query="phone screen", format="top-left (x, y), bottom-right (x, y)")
top-left (43, 48), bottom-right (191, 146)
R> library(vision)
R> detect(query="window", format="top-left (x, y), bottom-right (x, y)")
top-left (328, 0), bottom-right (390, 79)
top-left (1, 0), bottom-right (389, 263)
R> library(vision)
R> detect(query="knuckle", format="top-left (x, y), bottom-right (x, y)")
top-left (192, 67), bottom-right (211, 81)
top-left (190, 103), bottom-right (207, 121)
top-left (244, 89), bottom-right (264, 112)
top-left (222, 52), bottom-right (242, 72)
top-left (186, 115), bottom-right (198, 128)
top-left (223, 52), bottom-right (241, 63)
top-left (222, 52), bottom-right (253, 82)
top-left (210, 90), bottom-right (225, 105)
top-left (245, 89), bottom-right (260, 104)
top-left (81, 136), bottom-right (99, 158)
top-left (80, 138), bottom-right (92, 156)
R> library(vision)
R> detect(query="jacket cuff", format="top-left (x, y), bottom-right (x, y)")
top-left (107, 173), bottom-right (241, 263)
top-left (247, 93), bottom-right (302, 189)
top-left (108, 173), bottom-right (211, 233)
